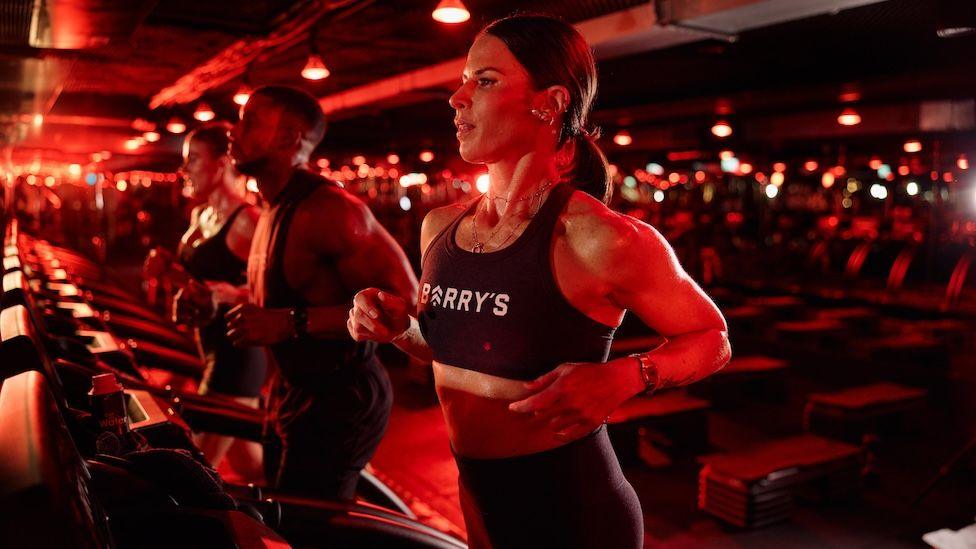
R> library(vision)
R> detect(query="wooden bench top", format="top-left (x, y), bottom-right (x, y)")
top-left (808, 382), bottom-right (927, 410)
top-left (698, 435), bottom-right (860, 483)
top-left (717, 355), bottom-right (789, 375)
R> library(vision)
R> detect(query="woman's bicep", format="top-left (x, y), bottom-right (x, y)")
top-left (608, 224), bottom-right (726, 338)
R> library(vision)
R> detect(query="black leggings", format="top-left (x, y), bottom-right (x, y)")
top-left (455, 425), bottom-right (644, 549)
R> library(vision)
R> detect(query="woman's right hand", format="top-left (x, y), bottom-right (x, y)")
top-left (348, 288), bottom-right (410, 343)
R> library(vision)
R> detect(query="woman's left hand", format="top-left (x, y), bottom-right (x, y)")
top-left (507, 359), bottom-right (645, 440)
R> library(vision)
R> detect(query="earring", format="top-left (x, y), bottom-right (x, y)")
top-left (530, 108), bottom-right (554, 126)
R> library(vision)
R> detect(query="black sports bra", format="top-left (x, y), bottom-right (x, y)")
top-left (418, 184), bottom-right (617, 381)
top-left (178, 205), bottom-right (248, 286)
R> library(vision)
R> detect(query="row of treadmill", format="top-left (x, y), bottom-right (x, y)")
top-left (0, 216), bottom-right (467, 548)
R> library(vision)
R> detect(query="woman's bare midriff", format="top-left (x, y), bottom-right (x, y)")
top-left (433, 361), bottom-right (587, 459)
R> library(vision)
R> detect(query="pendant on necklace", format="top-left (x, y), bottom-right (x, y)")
top-left (472, 242), bottom-right (485, 253)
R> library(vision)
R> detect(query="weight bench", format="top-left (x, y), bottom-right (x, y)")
top-left (804, 382), bottom-right (927, 443)
top-left (698, 434), bottom-right (862, 528)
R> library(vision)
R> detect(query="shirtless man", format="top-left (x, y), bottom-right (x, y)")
top-left (224, 85), bottom-right (418, 500)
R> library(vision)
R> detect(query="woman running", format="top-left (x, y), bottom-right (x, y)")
top-left (348, 15), bottom-right (730, 548)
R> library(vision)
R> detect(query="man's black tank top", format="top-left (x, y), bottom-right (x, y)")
top-left (248, 169), bottom-right (376, 384)
top-left (418, 184), bottom-right (617, 381)
top-left (178, 204), bottom-right (247, 285)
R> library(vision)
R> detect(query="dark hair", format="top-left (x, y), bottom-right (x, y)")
top-left (186, 121), bottom-right (232, 158)
top-left (484, 14), bottom-right (611, 204)
top-left (251, 85), bottom-right (327, 150)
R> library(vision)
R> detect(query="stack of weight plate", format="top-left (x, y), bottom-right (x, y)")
top-left (698, 435), bottom-right (862, 528)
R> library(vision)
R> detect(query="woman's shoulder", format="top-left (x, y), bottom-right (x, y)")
top-left (420, 199), bottom-right (472, 257)
top-left (560, 187), bottom-right (667, 264)
top-left (562, 188), bottom-right (641, 237)
top-left (422, 200), bottom-right (470, 236)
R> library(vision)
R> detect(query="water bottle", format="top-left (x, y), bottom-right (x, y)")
top-left (89, 373), bottom-right (129, 437)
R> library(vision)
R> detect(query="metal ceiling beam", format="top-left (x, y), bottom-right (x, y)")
top-left (319, 0), bottom-right (891, 118)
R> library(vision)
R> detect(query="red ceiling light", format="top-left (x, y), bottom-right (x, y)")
top-left (738, 162), bottom-right (753, 175)
top-left (773, 162), bottom-right (786, 173)
top-left (131, 118), bottom-right (155, 132)
top-left (166, 117), bottom-right (187, 134)
top-left (957, 154), bottom-right (969, 170)
top-left (837, 108), bottom-right (861, 126)
top-left (903, 140), bottom-right (922, 153)
top-left (719, 150), bottom-right (735, 160)
top-left (711, 120), bottom-right (733, 138)
top-left (432, 0), bottom-right (471, 23)
top-left (419, 150), bottom-right (435, 163)
top-left (821, 172), bottom-right (835, 189)
top-left (302, 53), bottom-right (331, 80)
top-left (143, 131), bottom-right (161, 143)
top-left (898, 164), bottom-right (910, 176)
top-left (613, 130), bottom-right (633, 146)
top-left (233, 86), bottom-right (251, 106)
top-left (804, 160), bottom-right (819, 172)
top-left (387, 154), bottom-right (400, 165)
top-left (868, 156), bottom-right (883, 170)
top-left (193, 102), bottom-right (216, 122)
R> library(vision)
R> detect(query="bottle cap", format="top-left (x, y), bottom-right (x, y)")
top-left (91, 373), bottom-right (122, 395)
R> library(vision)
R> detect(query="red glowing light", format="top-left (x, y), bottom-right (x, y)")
top-left (837, 108), bottom-right (861, 126)
top-left (804, 160), bottom-right (819, 172)
top-left (193, 102), bottom-right (215, 122)
top-left (166, 118), bottom-right (187, 134)
top-left (432, 0), bottom-right (471, 23)
top-left (739, 162), bottom-right (753, 175)
top-left (822, 172), bottom-right (835, 189)
top-left (898, 165), bottom-right (910, 176)
top-left (869, 156), bottom-right (882, 170)
top-left (613, 130), bottom-right (633, 146)
top-left (302, 54), bottom-right (331, 80)
top-left (233, 86), bottom-right (251, 106)
top-left (958, 154), bottom-right (969, 170)
top-left (773, 162), bottom-right (786, 173)
top-left (711, 120), bottom-right (733, 138)
top-left (903, 140), bottom-right (922, 153)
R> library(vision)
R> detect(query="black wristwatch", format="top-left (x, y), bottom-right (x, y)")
top-left (290, 306), bottom-right (308, 339)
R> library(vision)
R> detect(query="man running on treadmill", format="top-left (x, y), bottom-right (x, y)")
top-left (224, 85), bottom-right (418, 500)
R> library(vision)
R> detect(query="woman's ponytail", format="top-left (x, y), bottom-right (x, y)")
top-left (571, 133), bottom-right (612, 204)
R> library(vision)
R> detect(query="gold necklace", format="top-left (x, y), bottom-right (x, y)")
top-left (470, 181), bottom-right (553, 253)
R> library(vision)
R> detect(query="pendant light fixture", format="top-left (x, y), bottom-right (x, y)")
top-left (193, 102), bottom-right (215, 122)
top-left (432, 0), bottom-right (470, 24)
top-left (302, 31), bottom-right (330, 81)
